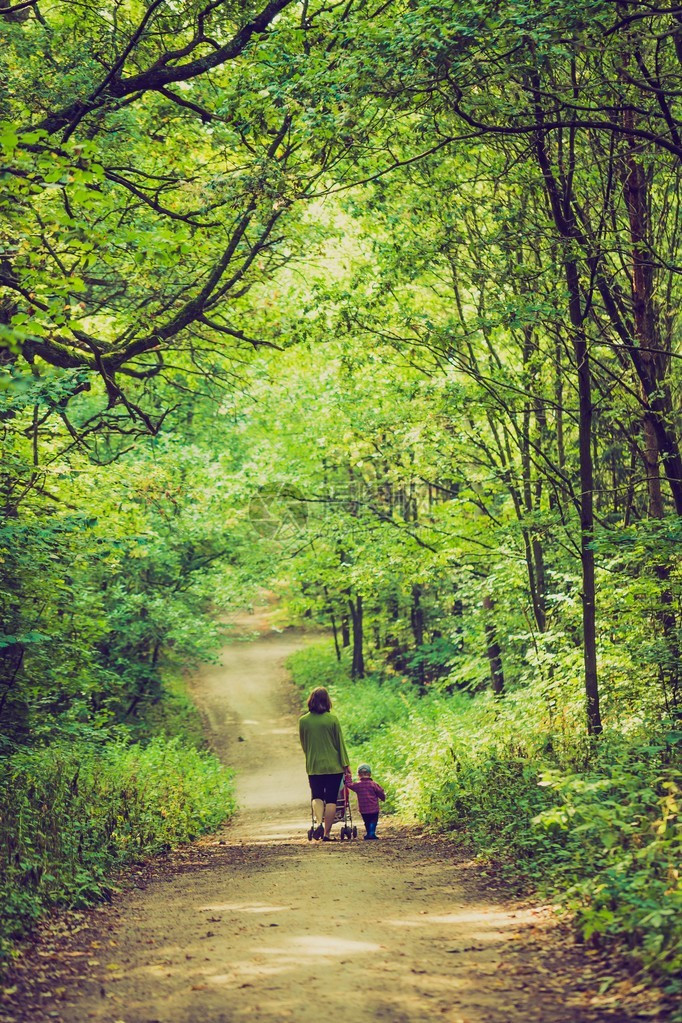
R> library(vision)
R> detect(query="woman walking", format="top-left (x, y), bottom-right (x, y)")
top-left (299, 687), bottom-right (350, 841)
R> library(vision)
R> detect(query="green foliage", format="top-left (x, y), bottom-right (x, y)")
top-left (135, 669), bottom-right (210, 750)
top-left (0, 372), bottom-right (258, 960)
top-left (0, 735), bottom-right (236, 960)
top-left (0, 367), bottom-right (268, 748)
top-left (288, 643), bottom-right (682, 983)
top-left (401, 638), bottom-right (462, 687)
top-left (534, 743), bottom-right (681, 976)
top-left (288, 644), bottom-right (413, 749)
top-left (3, 0), bottom-right (682, 1006)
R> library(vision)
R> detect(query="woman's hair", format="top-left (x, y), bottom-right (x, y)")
top-left (307, 686), bottom-right (332, 713)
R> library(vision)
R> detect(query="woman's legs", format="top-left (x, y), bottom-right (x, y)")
top-left (312, 798), bottom-right (325, 829)
top-left (323, 800), bottom-right (338, 838)
top-left (309, 774), bottom-right (343, 840)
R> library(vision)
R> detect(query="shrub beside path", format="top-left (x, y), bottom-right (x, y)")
top-left (2, 616), bottom-right (663, 1023)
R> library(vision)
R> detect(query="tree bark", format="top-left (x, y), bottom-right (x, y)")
top-left (410, 583), bottom-right (425, 647)
top-left (566, 259), bottom-right (602, 735)
top-left (348, 595), bottom-right (365, 679)
top-left (482, 594), bottom-right (504, 695)
top-left (531, 100), bottom-right (602, 734)
top-left (621, 110), bottom-right (667, 519)
top-left (34, 0), bottom-right (296, 136)
top-left (620, 106), bottom-right (680, 707)
top-left (331, 613), bottom-right (341, 662)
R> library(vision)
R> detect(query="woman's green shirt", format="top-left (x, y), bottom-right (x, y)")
top-left (299, 711), bottom-right (350, 775)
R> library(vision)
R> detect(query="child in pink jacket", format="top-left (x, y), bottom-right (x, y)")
top-left (345, 763), bottom-right (386, 840)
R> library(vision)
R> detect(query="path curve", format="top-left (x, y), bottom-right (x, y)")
top-left (11, 617), bottom-right (639, 1023)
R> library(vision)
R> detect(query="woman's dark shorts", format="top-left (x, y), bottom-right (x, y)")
top-left (308, 773), bottom-right (343, 804)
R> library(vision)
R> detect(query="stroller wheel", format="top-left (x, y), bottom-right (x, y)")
top-left (340, 829), bottom-right (345, 841)
top-left (352, 826), bottom-right (358, 839)
top-left (307, 828), bottom-right (314, 841)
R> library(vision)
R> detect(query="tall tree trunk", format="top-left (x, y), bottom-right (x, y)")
top-left (621, 111), bottom-right (680, 709)
top-left (331, 612), bottom-right (341, 662)
top-left (520, 326), bottom-right (546, 633)
top-left (532, 537), bottom-right (547, 631)
top-left (621, 113), bottom-right (666, 518)
top-left (410, 583), bottom-right (424, 647)
top-left (531, 100), bottom-right (602, 735)
top-left (642, 416), bottom-right (664, 519)
top-left (323, 585), bottom-right (342, 661)
top-left (482, 594), bottom-right (504, 695)
top-left (566, 259), bottom-right (602, 735)
top-left (532, 384), bottom-right (549, 629)
top-left (554, 335), bottom-right (565, 474)
top-left (348, 595), bottom-right (365, 678)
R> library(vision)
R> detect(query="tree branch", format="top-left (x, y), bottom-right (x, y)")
top-left (35, 0), bottom-right (296, 137)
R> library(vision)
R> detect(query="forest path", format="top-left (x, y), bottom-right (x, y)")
top-left (19, 614), bottom-right (635, 1023)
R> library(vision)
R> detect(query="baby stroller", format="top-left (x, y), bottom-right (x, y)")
top-left (307, 777), bottom-right (358, 841)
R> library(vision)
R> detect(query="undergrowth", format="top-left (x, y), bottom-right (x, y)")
top-left (0, 679), bottom-right (236, 963)
top-left (288, 642), bottom-right (682, 994)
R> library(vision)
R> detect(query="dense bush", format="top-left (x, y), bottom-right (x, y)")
top-left (287, 643), bottom-right (682, 985)
top-left (0, 734), bottom-right (236, 960)
top-left (0, 374), bottom-right (253, 964)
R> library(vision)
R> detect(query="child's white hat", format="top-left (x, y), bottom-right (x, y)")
top-left (358, 763), bottom-right (372, 774)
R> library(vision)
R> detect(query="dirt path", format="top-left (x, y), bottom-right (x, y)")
top-left (4, 618), bottom-right (651, 1023)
